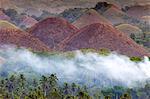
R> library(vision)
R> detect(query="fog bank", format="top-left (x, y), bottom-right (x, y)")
top-left (0, 46), bottom-right (150, 88)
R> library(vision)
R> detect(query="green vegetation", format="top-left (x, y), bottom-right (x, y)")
top-left (33, 49), bottom-right (146, 62)
top-left (32, 48), bottom-right (110, 59)
top-left (98, 48), bottom-right (110, 56)
top-left (0, 74), bottom-right (150, 99)
top-left (130, 57), bottom-right (142, 62)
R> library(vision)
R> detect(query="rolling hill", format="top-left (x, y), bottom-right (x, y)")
top-left (0, 21), bottom-right (51, 52)
top-left (102, 6), bottom-right (126, 25)
top-left (117, 0), bottom-right (150, 7)
top-left (28, 17), bottom-right (78, 49)
top-left (115, 24), bottom-right (143, 38)
top-left (58, 23), bottom-right (150, 57)
top-left (72, 9), bottom-right (112, 29)
top-left (126, 5), bottom-right (150, 18)
top-left (102, 5), bottom-right (150, 32)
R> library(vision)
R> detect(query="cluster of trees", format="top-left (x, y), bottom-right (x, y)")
top-left (94, 2), bottom-right (112, 13)
top-left (0, 74), bottom-right (91, 99)
top-left (0, 73), bottom-right (150, 99)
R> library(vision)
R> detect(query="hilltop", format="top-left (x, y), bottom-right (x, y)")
top-left (72, 9), bottom-right (112, 29)
top-left (28, 17), bottom-right (78, 49)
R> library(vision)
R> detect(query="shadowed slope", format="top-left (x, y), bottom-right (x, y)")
top-left (59, 23), bottom-right (150, 57)
top-left (28, 17), bottom-right (78, 49)
top-left (0, 10), bottom-right (10, 21)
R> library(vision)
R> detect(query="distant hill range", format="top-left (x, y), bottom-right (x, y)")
top-left (0, 0), bottom-right (149, 57)
top-left (0, 0), bottom-right (149, 16)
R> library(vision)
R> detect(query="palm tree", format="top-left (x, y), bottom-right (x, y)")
top-left (48, 74), bottom-right (58, 90)
top-left (35, 86), bottom-right (44, 99)
top-left (63, 82), bottom-right (70, 95)
top-left (17, 74), bottom-right (26, 98)
top-left (48, 88), bottom-right (62, 99)
top-left (120, 93), bottom-right (131, 99)
top-left (33, 79), bottom-right (38, 88)
top-left (104, 95), bottom-right (111, 99)
top-left (83, 85), bottom-right (88, 93)
top-left (93, 91), bottom-right (101, 99)
top-left (71, 83), bottom-right (77, 95)
top-left (40, 75), bottom-right (49, 97)
top-left (78, 91), bottom-right (91, 99)
top-left (0, 79), bottom-right (5, 94)
top-left (3, 75), bottom-right (16, 99)
top-left (18, 74), bottom-right (26, 90)
top-left (9, 75), bottom-right (16, 99)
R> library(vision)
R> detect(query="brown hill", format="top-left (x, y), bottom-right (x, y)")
top-left (102, 5), bottom-right (149, 32)
top-left (115, 24), bottom-right (143, 38)
top-left (73, 9), bottom-right (112, 29)
top-left (58, 23), bottom-right (150, 57)
top-left (28, 17), bottom-right (78, 49)
top-left (126, 5), bottom-right (150, 18)
top-left (103, 6), bottom-right (126, 25)
top-left (0, 22), bottom-right (51, 52)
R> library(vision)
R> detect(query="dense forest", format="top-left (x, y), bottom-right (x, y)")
top-left (0, 73), bottom-right (150, 99)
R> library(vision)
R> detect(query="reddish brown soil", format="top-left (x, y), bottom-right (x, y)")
top-left (103, 6), bottom-right (126, 25)
top-left (28, 17), bottom-right (78, 49)
top-left (0, 29), bottom-right (51, 52)
top-left (58, 23), bottom-right (150, 57)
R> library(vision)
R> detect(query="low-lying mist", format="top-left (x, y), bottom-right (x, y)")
top-left (0, 45), bottom-right (150, 88)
